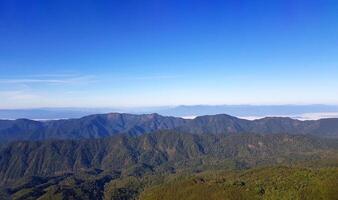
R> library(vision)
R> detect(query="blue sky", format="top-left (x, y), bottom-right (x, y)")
top-left (0, 0), bottom-right (338, 108)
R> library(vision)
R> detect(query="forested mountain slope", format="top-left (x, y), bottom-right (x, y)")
top-left (1, 132), bottom-right (337, 184)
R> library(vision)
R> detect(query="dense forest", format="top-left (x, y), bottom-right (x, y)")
top-left (0, 127), bottom-right (338, 199)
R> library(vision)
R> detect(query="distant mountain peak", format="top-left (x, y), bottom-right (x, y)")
top-left (0, 112), bottom-right (338, 143)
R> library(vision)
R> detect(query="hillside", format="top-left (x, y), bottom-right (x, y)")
top-left (0, 131), bottom-right (337, 199)
top-left (139, 167), bottom-right (338, 200)
top-left (3, 166), bottom-right (338, 200)
top-left (1, 132), bottom-right (338, 183)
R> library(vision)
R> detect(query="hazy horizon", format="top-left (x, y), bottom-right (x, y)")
top-left (2, 104), bottom-right (338, 121)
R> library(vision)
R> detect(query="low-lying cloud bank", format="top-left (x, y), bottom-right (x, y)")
top-left (1, 105), bottom-right (338, 121)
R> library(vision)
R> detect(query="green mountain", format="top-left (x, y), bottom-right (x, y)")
top-left (0, 113), bottom-right (186, 142)
top-left (1, 113), bottom-right (338, 143)
top-left (2, 132), bottom-right (338, 183)
top-left (1, 113), bottom-right (338, 199)
top-left (0, 131), bottom-right (338, 199)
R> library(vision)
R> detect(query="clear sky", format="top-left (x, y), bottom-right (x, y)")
top-left (0, 0), bottom-right (338, 108)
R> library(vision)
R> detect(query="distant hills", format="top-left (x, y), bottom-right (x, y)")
top-left (158, 104), bottom-right (338, 119)
top-left (0, 113), bottom-right (185, 142)
top-left (1, 113), bottom-right (338, 143)
top-left (2, 105), bottom-right (338, 120)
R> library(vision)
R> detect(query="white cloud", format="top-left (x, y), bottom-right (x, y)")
top-left (238, 112), bottom-right (338, 121)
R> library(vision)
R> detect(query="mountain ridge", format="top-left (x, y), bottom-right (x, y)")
top-left (1, 113), bottom-right (338, 143)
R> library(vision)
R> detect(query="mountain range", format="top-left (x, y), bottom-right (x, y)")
top-left (1, 113), bottom-right (338, 199)
top-left (1, 113), bottom-right (338, 143)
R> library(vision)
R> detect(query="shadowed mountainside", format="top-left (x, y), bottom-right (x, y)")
top-left (1, 113), bottom-right (338, 143)
top-left (1, 132), bottom-right (338, 184)
top-left (0, 131), bottom-right (338, 199)
top-left (0, 113), bottom-right (186, 142)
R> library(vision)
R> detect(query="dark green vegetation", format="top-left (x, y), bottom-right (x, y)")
top-left (3, 166), bottom-right (338, 200)
top-left (1, 132), bottom-right (338, 182)
top-left (0, 131), bottom-right (338, 199)
top-left (1, 113), bottom-right (338, 143)
top-left (2, 170), bottom-right (118, 200)
top-left (1, 113), bottom-right (338, 199)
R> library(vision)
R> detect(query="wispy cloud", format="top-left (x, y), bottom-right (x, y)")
top-left (117, 74), bottom-right (182, 81)
top-left (0, 90), bottom-right (40, 101)
top-left (0, 73), bottom-right (181, 85)
top-left (0, 74), bottom-right (97, 85)
top-left (21, 73), bottom-right (80, 78)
